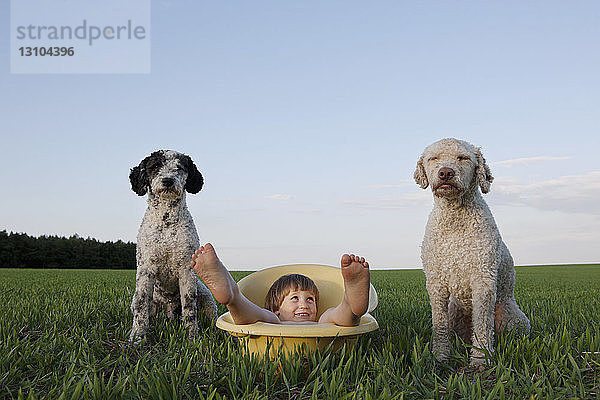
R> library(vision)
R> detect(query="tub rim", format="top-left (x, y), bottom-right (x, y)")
top-left (216, 312), bottom-right (379, 338)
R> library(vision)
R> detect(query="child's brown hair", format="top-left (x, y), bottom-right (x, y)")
top-left (265, 274), bottom-right (319, 313)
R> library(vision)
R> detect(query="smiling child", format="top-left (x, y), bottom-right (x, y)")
top-left (190, 243), bottom-right (371, 326)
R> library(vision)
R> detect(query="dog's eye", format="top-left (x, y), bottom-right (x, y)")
top-left (146, 162), bottom-right (160, 171)
top-left (457, 155), bottom-right (470, 161)
top-left (428, 156), bottom-right (438, 162)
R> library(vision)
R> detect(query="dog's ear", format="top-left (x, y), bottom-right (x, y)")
top-left (183, 155), bottom-right (204, 194)
top-left (475, 147), bottom-right (493, 194)
top-left (414, 155), bottom-right (429, 189)
top-left (129, 159), bottom-right (149, 196)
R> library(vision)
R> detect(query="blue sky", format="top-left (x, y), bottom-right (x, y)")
top-left (2, 1), bottom-right (599, 269)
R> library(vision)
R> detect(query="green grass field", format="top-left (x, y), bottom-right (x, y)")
top-left (1, 266), bottom-right (599, 399)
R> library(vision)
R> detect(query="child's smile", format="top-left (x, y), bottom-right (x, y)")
top-left (276, 290), bottom-right (317, 322)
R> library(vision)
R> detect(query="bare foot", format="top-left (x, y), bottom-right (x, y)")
top-left (191, 243), bottom-right (237, 306)
top-left (340, 254), bottom-right (371, 316)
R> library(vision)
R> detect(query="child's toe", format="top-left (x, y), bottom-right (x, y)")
top-left (341, 254), bottom-right (352, 267)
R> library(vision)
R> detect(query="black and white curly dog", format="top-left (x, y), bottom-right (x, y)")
top-left (129, 150), bottom-right (216, 343)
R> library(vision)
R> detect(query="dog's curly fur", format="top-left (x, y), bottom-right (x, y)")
top-left (129, 150), bottom-right (216, 343)
top-left (414, 138), bottom-right (530, 366)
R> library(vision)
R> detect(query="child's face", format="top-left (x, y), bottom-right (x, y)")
top-left (275, 290), bottom-right (317, 322)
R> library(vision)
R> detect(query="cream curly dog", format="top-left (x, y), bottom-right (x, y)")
top-left (128, 150), bottom-right (217, 343)
top-left (414, 138), bottom-right (530, 365)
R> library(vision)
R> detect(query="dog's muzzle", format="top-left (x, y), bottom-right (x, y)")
top-left (433, 168), bottom-right (461, 197)
top-left (155, 178), bottom-right (183, 197)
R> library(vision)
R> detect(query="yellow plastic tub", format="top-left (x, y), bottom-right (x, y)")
top-left (216, 264), bottom-right (378, 357)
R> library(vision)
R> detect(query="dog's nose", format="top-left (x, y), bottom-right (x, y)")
top-left (438, 167), bottom-right (455, 181)
top-left (162, 178), bottom-right (175, 187)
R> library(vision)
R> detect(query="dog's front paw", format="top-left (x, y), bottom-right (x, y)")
top-left (468, 357), bottom-right (490, 372)
top-left (435, 351), bottom-right (449, 363)
top-left (432, 341), bottom-right (450, 362)
top-left (469, 347), bottom-right (493, 368)
top-left (187, 323), bottom-right (199, 340)
top-left (129, 325), bottom-right (147, 345)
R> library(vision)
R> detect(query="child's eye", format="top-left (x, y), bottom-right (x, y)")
top-left (291, 296), bottom-right (298, 300)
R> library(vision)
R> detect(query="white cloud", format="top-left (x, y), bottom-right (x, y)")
top-left (491, 156), bottom-right (570, 168)
top-left (345, 171), bottom-right (600, 216)
top-left (265, 194), bottom-right (293, 201)
top-left (489, 171), bottom-right (600, 214)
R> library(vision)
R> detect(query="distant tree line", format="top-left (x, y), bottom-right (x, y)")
top-left (0, 230), bottom-right (136, 269)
